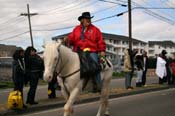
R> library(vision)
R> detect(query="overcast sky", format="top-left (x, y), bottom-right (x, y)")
top-left (0, 0), bottom-right (175, 51)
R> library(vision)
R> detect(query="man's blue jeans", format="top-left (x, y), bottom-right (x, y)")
top-left (90, 53), bottom-right (101, 88)
top-left (125, 71), bottom-right (133, 89)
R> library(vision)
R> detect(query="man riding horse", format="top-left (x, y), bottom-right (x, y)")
top-left (64, 12), bottom-right (106, 92)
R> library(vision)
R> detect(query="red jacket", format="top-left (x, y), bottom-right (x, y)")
top-left (68, 24), bottom-right (106, 52)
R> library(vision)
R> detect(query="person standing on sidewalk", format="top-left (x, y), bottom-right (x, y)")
top-left (135, 55), bottom-right (144, 87)
top-left (124, 49), bottom-right (138, 90)
top-left (24, 47), bottom-right (44, 105)
top-left (124, 49), bottom-right (133, 90)
top-left (170, 58), bottom-right (175, 85)
top-left (12, 48), bottom-right (27, 108)
top-left (162, 50), bottom-right (172, 85)
top-left (156, 51), bottom-right (167, 84)
top-left (142, 51), bottom-right (149, 86)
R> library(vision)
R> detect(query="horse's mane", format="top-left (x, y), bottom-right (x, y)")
top-left (45, 40), bottom-right (76, 57)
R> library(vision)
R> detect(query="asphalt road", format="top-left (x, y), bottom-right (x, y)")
top-left (0, 77), bottom-right (158, 105)
top-left (22, 88), bottom-right (175, 116)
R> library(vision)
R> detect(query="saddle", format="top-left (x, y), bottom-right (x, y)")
top-left (78, 51), bottom-right (101, 79)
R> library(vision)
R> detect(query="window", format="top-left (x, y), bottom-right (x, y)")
top-left (122, 41), bottom-right (128, 45)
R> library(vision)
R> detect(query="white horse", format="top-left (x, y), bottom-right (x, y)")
top-left (43, 40), bottom-right (113, 116)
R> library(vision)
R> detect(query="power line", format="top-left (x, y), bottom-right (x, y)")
top-left (98, 0), bottom-right (127, 6)
top-left (38, 0), bottom-right (78, 14)
top-left (39, 0), bottom-right (93, 15)
top-left (0, 31), bottom-right (29, 42)
top-left (32, 6), bottom-right (175, 32)
top-left (0, 18), bottom-right (26, 31)
top-left (0, 27), bottom-right (28, 36)
top-left (114, 0), bottom-right (127, 3)
top-left (142, 0), bottom-right (175, 23)
top-left (0, 16), bottom-right (21, 26)
top-left (132, 1), bottom-right (175, 25)
top-left (32, 4), bottom-right (117, 27)
top-left (32, 11), bottom-right (124, 32)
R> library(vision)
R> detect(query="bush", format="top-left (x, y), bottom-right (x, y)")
top-left (112, 71), bottom-right (125, 78)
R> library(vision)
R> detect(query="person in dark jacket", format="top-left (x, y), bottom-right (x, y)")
top-left (142, 51), bottom-right (149, 86)
top-left (135, 55), bottom-right (144, 87)
top-left (24, 46), bottom-right (44, 105)
top-left (12, 48), bottom-right (27, 108)
top-left (161, 50), bottom-right (171, 85)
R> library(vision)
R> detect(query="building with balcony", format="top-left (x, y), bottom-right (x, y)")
top-left (148, 41), bottom-right (175, 58)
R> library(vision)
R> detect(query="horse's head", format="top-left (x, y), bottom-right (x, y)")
top-left (43, 40), bottom-right (62, 82)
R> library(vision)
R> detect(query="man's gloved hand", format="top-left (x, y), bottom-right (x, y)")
top-left (63, 36), bottom-right (69, 46)
top-left (100, 51), bottom-right (105, 57)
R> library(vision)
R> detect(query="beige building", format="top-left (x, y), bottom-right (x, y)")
top-left (147, 41), bottom-right (175, 58)
top-left (0, 44), bottom-right (20, 57)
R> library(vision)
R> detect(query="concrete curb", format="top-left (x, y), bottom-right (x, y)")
top-left (1, 85), bottom-right (174, 116)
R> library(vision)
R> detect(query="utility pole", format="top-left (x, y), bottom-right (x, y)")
top-left (20, 4), bottom-right (38, 47)
top-left (128, 0), bottom-right (132, 50)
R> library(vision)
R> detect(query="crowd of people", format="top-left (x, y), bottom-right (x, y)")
top-left (124, 48), bottom-right (175, 90)
top-left (12, 46), bottom-right (44, 108)
top-left (11, 11), bottom-right (175, 109)
top-left (123, 48), bottom-right (148, 90)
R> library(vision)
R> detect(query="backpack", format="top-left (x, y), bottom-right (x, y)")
top-left (7, 90), bottom-right (23, 109)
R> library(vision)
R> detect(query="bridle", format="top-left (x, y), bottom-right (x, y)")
top-left (52, 44), bottom-right (80, 97)
top-left (53, 44), bottom-right (80, 79)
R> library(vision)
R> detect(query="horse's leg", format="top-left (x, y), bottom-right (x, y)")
top-left (96, 78), bottom-right (111, 116)
top-left (63, 81), bottom-right (82, 116)
top-left (104, 80), bottom-right (110, 116)
top-left (59, 78), bottom-right (69, 101)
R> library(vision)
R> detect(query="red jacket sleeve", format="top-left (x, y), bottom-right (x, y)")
top-left (68, 28), bottom-right (76, 46)
top-left (96, 28), bottom-right (106, 52)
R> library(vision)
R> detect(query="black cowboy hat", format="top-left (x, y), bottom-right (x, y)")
top-left (78, 12), bottom-right (94, 21)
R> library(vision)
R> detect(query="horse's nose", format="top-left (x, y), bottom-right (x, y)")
top-left (43, 73), bottom-right (52, 82)
top-left (48, 76), bottom-right (51, 80)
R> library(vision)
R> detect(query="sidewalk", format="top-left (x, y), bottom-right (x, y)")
top-left (0, 83), bottom-right (174, 116)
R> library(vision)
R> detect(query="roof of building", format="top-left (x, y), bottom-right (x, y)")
top-left (52, 32), bottom-right (147, 44)
top-left (148, 41), bottom-right (175, 47)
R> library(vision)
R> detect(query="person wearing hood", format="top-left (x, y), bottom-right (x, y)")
top-left (12, 48), bottom-right (27, 108)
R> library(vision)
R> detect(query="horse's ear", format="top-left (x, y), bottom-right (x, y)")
top-left (55, 40), bottom-right (62, 49)
top-left (56, 39), bottom-right (64, 44)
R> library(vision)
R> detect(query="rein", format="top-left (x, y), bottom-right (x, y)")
top-left (53, 45), bottom-right (80, 97)
top-left (54, 45), bottom-right (80, 79)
